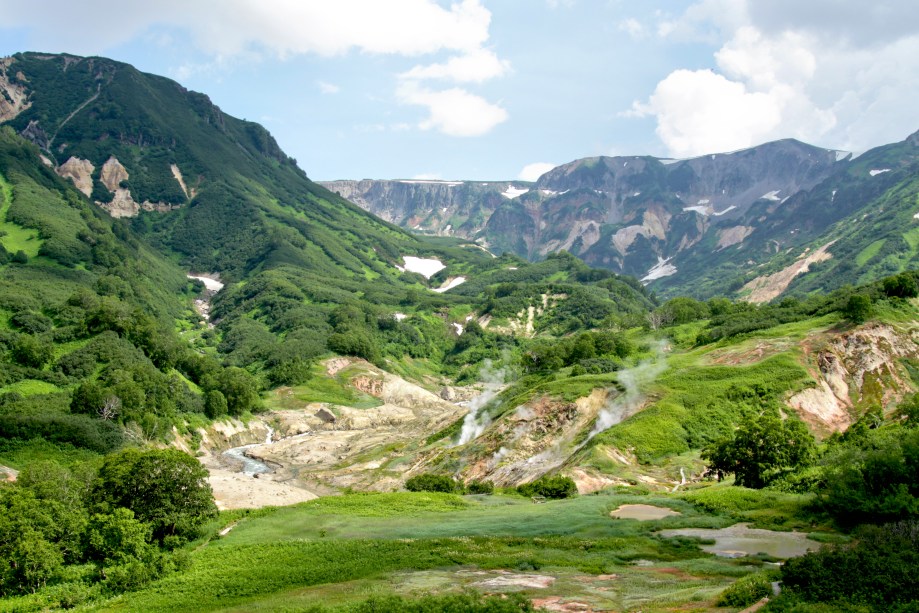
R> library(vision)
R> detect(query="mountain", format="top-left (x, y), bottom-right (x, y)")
top-left (323, 133), bottom-right (919, 300)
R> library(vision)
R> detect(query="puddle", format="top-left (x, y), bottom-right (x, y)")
top-left (610, 504), bottom-right (681, 520)
top-left (659, 523), bottom-right (817, 558)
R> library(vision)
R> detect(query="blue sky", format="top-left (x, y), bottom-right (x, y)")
top-left (1, 1), bottom-right (918, 181)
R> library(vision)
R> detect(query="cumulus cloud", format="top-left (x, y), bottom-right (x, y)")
top-left (0, 0), bottom-right (510, 139)
top-left (396, 82), bottom-right (508, 137)
top-left (318, 81), bottom-right (340, 94)
top-left (0, 0), bottom-right (492, 58)
top-left (399, 49), bottom-right (509, 83)
top-left (518, 162), bottom-right (556, 182)
top-left (631, 0), bottom-right (919, 156)
top-left (619, 18), bottom-right (647, 40)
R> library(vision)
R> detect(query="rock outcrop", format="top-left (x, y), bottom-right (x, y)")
top-left (96, 156), bottom-right (179, 218)
top-left (323, 139), bottom-right (845, 288)
top-left (0, 58), bottom-right (30, 122)
top-left (57, 156), bottom-right (95, 196)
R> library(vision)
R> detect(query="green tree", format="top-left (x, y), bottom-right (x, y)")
top-left (209, 367), bottom-right (261, 416)
top-left (91, 448), bottom-right (217, 545)
top-left (703, 411), bottom-right (816, 488)
top-left (882, 272), bottom-right (919, 299)
top-left (843, 293), bottom-right (873, 324)
top-left (10, 333), bottom-right (54, 368)
top-left (84, 508), bottom-right (152, 565)
top-left (204, 389), bottom-right (228, 419)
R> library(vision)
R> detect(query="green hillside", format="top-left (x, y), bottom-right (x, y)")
top-left (0, 52), bottom-right (917, 613)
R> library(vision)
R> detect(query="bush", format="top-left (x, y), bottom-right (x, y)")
top-left (780, 521), bottom-right (919, 608)
top-left (717, 570), bottom-right (778, 607)
top-left (466, 480), bottom-right (495, 495)
top-left (404, 473), bottom-right (458, 493)
top-left (517, 475), bottom-right (578, 499)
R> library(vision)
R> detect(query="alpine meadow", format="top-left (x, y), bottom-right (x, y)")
top-left (1, 7), bottom-right (919, 612)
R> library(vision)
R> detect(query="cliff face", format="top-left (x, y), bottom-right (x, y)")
top-left (320, 179), bottom-right (529, 239)
top-left (323, 139), bottom-right (848, 292)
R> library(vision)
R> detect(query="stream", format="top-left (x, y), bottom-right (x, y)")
top-left (223, 426), bottom-right (274, 476)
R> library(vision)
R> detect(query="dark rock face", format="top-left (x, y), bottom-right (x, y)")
top-left (323, 139), bottom-right (846, 289)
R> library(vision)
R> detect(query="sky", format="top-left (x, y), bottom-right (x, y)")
top-left (1, 0), bottom-right (918, 181)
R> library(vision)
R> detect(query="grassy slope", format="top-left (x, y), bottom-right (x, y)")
top-left (90, 489), bottom-right (814, 613)
top-left (0, 172), bottom-right (42, 257)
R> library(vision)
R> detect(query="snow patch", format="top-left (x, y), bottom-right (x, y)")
top-left (401, 256), bottom-right (445, 279)
top-left (641, 257), bottom-right (677, 282)
top-left (761, 190), bottom-right (781, 201)
top-left (682, 206), bottom-right (709, 216)
top-left (697, 198), bottom-right (710, 205)
top-left (398, 180), bottom-right (462, 186)
top-left (913, 212), bottom-right (919, 220)
top-left (632, 191), bottom-right (641, 197)
top-left (540, 189), bottom-right (558, 196)
top-left (451, 322), bottom-right (464, 335)
top-left (393, 313), bottom-right (408, 322)
top-left (433, 276), bottom-right (466, 293)
top-left (869, 168), bottom-right (891, 176)
top-left (712, 205), bottom-right (736, 216)
top-left (501, 186), bottom-right (529, 199)
top-left (187, 274), bottom-right (224, 292)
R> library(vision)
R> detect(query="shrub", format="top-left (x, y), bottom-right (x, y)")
top-left (517, 475), bottom-right (578, 499)
top-left (717, 570), bottom-right (778, 607)
top-left (404, 473), bottom-right (458, 493)
top-left (466, 480), bottom-right (495, 495)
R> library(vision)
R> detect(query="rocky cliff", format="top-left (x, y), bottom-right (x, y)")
top-left (324, 139), bottom-right (848, 294)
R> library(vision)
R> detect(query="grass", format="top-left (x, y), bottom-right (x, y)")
top-left (0, 172), bottom-right (42, 257)
top-left (267, 363), bottom-right (383, 410)
top-left (87, 489), bottom-right (795, 612)
top-left (0, 438), bottom-right (99, 469)
top-left (215, 492), bottom-right (719, 547)
top-left (855, 239), bottom-right (885, 266)
top-left (0, 379), bottom-right (61, 396)
top-left (677, 481), bottom-right (821, 530)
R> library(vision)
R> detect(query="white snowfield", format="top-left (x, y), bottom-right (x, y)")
top-left (398, 180), bottom-right (463, 186)
top-left (501, 186), bottom-right (529, 199)
top-left (400, 256), bottom-right (445, 279)
top-left (434, 277), bottom-right (466, 293)
top-left (869, 169), bottom-right (891, 176)
top-left (641, 257), bottom-right (677, 282)
top-left (187, 274), bottom-right (224, 292)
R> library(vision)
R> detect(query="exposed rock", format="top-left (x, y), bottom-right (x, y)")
top-left (20, 120), bottom-right (49, 150)
top-left (99, 156), bottom-right (129, 192)
top-left (56, 156), bottom-right (95, 196)
top-left (789, 322), bottom-right (919, 433)
top-left (0, 58), bottom-right (31, 122)
top-left (717, 225), bottom-right (754, 249)
top-left (0, 465), bottom-right (18, 482)
top-left (170, 163), bottom-right (195, 199)
top-left (742, 242), bottom-right (836, 304)
top-left (351, 375), bottom-right (384, 397)
top-left (96, 156), bottom-right (179, 217)
top-left (315, 407), bottom-right (337, 423)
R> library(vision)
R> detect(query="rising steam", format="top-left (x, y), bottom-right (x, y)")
top-left (587, 339), bottom-right (668, 441)
top-left (455, 358), bottom-right (508, 446)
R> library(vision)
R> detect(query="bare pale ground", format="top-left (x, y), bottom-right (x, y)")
top-left (195, 360), bottom-right (467, 508)
top-left (201, 454), bottom-right (318, 510)
top-left (609, 504), bottom-right (681, 520)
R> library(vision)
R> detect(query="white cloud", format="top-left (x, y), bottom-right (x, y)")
top-left (318, 81), bottom-right (340, 94)
top-left (632, 0), bottom-right (919, 156)
top-left (518, 162), bottom-right (555, 182)
top-left (396, 82), bottom-right (508, 137)
top-left (400, 49), bottom-right (509, 83)
top-left (0, 0), bottom-right (493, 58)
top-left (619, 18), bottom-right (647, 40)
